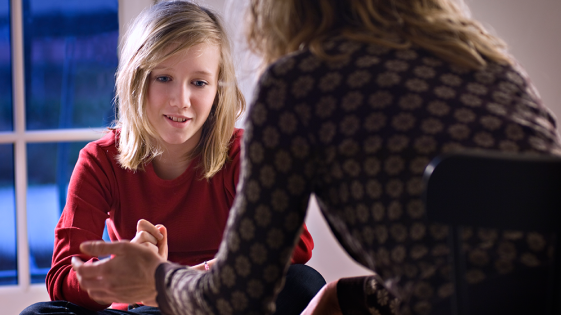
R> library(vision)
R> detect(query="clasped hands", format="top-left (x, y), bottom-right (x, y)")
top-left (71, 219), bottom-right (168, 306)
top-left (71, 219), bottom-right (216, 307)
top-left (71, 219), bottom-right (335, 314)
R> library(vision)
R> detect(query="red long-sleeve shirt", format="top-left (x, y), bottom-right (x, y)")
top-left (46, 128), bottom-right (314, 311)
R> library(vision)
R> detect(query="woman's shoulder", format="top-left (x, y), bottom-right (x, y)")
top-left (263, 47), bottom-right (320, 80)
top-left (262, 37), bottom-right (410, 80)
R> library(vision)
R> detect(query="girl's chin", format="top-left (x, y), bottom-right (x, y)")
top-left (159, 129), bottom-right (201, 148)
top-left (162, 138), bottom-right (190, 146)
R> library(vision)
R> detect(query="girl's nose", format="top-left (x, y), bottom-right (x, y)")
top-left (171, 84), bottom-right (191, 108)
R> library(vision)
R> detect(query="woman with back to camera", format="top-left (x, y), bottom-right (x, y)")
top-left (19, 1), bottom-right (324, 315)
top-left (71, 0), bottom-right (561, 314)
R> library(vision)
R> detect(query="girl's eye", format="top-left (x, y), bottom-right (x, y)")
top-left (156, 76), bottom-right (171, 83)
top-left (193, 80), bottom-right (207, 87)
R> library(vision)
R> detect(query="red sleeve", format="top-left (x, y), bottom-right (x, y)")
top-left (291, 223), bottom-right (314, 264)
top-left (46, 140), bottom-right (114, 311)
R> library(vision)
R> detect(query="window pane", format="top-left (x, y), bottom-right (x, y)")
top-left (0, 144), bottom-right (16, 285)
top-left (23, 0), bottom-right (118, 130)
top-left (0, 0), bottom-right (12, 132)
top-left (27, 141), bottom-right (87, 283)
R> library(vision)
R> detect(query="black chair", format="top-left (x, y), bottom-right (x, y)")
top-left (422, 150), bottom-right (561, 315)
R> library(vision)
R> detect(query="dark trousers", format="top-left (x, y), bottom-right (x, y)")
top-left (19, 302), bottom-right (160, 315)
top-left (20, 264), bottom-right (326, 315)
top-left (275, 264), bottom-right (326, 314)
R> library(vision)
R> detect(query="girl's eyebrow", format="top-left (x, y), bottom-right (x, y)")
top-left (152, 65), bottom-right (171, 70)
top-left (151, 66), bottom-right (213, 77)
top-left (192, 70), bottom-right (214, 76)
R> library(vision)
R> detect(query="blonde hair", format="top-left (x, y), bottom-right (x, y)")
top-left (246, 0), bottom-right (512, 70)
top-left (115, 0), bottom-right (245, 179)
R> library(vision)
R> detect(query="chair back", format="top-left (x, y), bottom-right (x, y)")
top-left (423, 151), bottom-right (561, 315)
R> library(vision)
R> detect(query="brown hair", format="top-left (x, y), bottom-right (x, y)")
top-left (246, 0), bottom-right (512, 70)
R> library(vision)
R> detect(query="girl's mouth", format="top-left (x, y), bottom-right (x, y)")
top-left (164, 115), bottom-right (188, 122)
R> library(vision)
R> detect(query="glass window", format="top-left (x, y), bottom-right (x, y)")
top-left (27, 141), bottom-right (88, 283)
top-left (23, 0), bottom-right (118, 130)
top-left (0, 0), bottom-right (11, 132)
top-left (0, 144), bottom-right (16, 285)
top-left (0, 0), bottom-right (119, 293)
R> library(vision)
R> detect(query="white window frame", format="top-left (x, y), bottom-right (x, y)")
top-left (0, 0), bottom-right (150, 312)
top-left (1, 1), bottom-right (237, 312)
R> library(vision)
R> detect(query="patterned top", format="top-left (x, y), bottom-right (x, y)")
top-left (155, 38), bottom-right (561, 315)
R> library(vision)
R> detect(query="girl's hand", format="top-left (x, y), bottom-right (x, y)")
top-left (130, 219), bottom-right (168, 260)
top-left (130, 219), bottom-right (168, 306)
top-left (191, 258), bottom-right (216, 271)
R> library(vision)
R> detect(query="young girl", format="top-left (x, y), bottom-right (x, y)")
top-left (20, 1), bottom-right (324, 315)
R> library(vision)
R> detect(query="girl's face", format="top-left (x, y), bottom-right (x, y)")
top-left (146, 43), bottom-right (220, 152)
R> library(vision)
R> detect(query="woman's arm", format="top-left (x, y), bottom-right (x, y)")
top-left (229, 129), bottom-right (315, 266)
top-left (153, 59), bottom-right (319, 314)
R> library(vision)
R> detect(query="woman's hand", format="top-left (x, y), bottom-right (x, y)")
top-left (301, 280), bottom-right (342, 315)
top-left (77, 219), bottom-right (168, 305)
top-left (71, 240), bottom-right (165, 307)
top-left (131, 219), bottom-right (168, 260)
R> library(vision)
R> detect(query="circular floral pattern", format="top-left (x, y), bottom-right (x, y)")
top-left (160, 39), bottom-right (560, 315)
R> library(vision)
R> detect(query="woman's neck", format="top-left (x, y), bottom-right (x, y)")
top-left (152, 143), bottom-right (194, 180)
